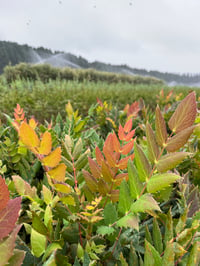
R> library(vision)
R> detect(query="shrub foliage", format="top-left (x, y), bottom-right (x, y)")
top-left (0, 91), bottom-right (199, 265)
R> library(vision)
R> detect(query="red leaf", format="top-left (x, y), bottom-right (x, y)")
top-left (114, 173), bottom-right (128, 187)
top-left (88, 157), bottom-right (101, 179)
top-left (0, 176), bottom-right (9, 212)
top-left (124, 119), bottom-right (132, 133)
top-left (124, 129), bottom-right (135, 142)
top-left (0, 197), bottom-right (21, 240)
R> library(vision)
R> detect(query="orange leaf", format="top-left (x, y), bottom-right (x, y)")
top-left (112, 132), bottom-right (120, 153)
top-left (124, 129), bottom-right (135, 142)
top-left (88, 157), bottom-right (101, 179)
top-left (95, 147), bottom-right (104, 166)
top-left (124, 119), bottom-right (132, 133)
top-left (117, 157), bottom-right (130, 170)
top-left (120, 139), bottom-right (135, 155)
top-left (0, 176), bottom-right (9, 212)
top-left (101, 160), bottom-right (114, 183)
top-left (47, 163), bottom-right (66, 181)
top-left (114, 173), bottom-right (128, 187)
top-left (118, 124), bottom-right (125, 141)
top-left (104, 134), bottom-right (114, 151)
top-left (98, 180), bottom-right (110, 196)
top-left (155, 105), bottom-right (168, 147)
top-left (19, 122), bottom-right (40, 149)
top-left (38, 131), bottom-right (52, 155)
top-left (110, 190), bottom-right (119, 202)
top-left (103, 148), bottom-right (116, 168)
top-left (42, 147), bottom-right (61, 168)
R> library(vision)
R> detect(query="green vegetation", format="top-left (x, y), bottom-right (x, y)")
top-left (0, 72), bottom-right (199, 123)
top-left (0, 90), bottom-right (199, 265)
top-left (3, 63), bottom-right (163, 85)
top-left (0, 63), bottom-right (199, 265)
top-left (1, 40), bottom-right (200, 85)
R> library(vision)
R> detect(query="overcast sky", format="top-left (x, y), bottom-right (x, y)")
top-left (1, 0), bottom-right (200, 73)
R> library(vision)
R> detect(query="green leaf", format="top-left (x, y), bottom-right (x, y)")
top-left (175, 207), bottom-right (188, 235)
top-left (147, 173), bottom-right (180, 193)
top-left (145, 225), bottom-right (153, 245)
top-left (7, 249), bottom-right (25, 266)
top-left (156, 152), bottom-right (191, 172)
top-left (60, 195), bottom-right (75, 206)
top-left (72, 138), bottom-right (83, 160)
top-left (129, 245), bottom-right (139, 266)
top-left (97, 226), bottom-right (115, 236)
top-left (43, 252), bottom-right (57, 266)
top-left (128, 159), bottom-right (143, 200)
top-left (186, 241), bottom-right (200, 266)
top-left (116, 213), bottom-right (139, 230)
top-left (168, 91), bottom-right (197, 133)
top-left (144, 240), bottom-right (162, 266)
top-left (173, 242), bottom-right (187, 259)
top-left (77, 243), bottom-right (84, 259)
top-left (83, 252), bottom-right (90, 266)
top-left (32, 212), bottom-right (49, 236)
top-left (73, 257), bottom-right (81, 266)
top-left (31, 229), bottom-right (46, 257)
top-left (166, 126), bottom-right (195, 152)
top-left (146, 122), bottom-right (159, 164)
top-left (119, 252), bottom-right (129, 266)
top-left (162, 242), bottom-right (174, 266)
top-left (0, 225), bottom-right (21, 265)
top-left (130, 194), bottom-right (161, 213)
top-left (42, 243), bottom-right (62, 262)
top-left (155, 105), bottom-right (168, 147)
top-left (104, 203), bottom-right (117, 226)
top-left (176, 228), bottom-right (193, 248)
top-left (164, 210), bottom-right (173, 248)
top-left (12, 175), bottom-right (37, 201)
top-left (134, 142), bottom-right (152, 182)
top-left (153, 218), bottom-right (163, 254)
top-left (42, 185), bottom-right (53, 205)
top-left (74, 120), bottom-right (85, 133)
top-left (118, 180), bottom-right (132, 214)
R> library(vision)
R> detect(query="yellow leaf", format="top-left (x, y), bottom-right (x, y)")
top-left (42, 147), bottom-right (61, 168)
top-left (54, 183), bottom-right (71, 193)
top-left (66, 101), bottom-right (73, 118)
top-left (29, 118), bottom-right (38, 129)
top-left (38, 132), bottom-right (52, 155)
top-left (47, 163), bottom-right (66, 182)
top-left (19, 122), bottom-right (40, 149)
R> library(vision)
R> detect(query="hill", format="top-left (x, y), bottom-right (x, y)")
top-left (1, 40), bottom-right (200, 85)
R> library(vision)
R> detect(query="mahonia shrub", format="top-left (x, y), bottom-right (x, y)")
top-left (0, 91), bottom-right (199, 265)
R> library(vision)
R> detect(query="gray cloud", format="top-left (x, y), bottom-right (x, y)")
top-left (0, 0), bottom-right (200, 73)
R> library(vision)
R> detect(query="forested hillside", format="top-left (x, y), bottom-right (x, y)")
top-left (1, 40), bottom-right (200, 85)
